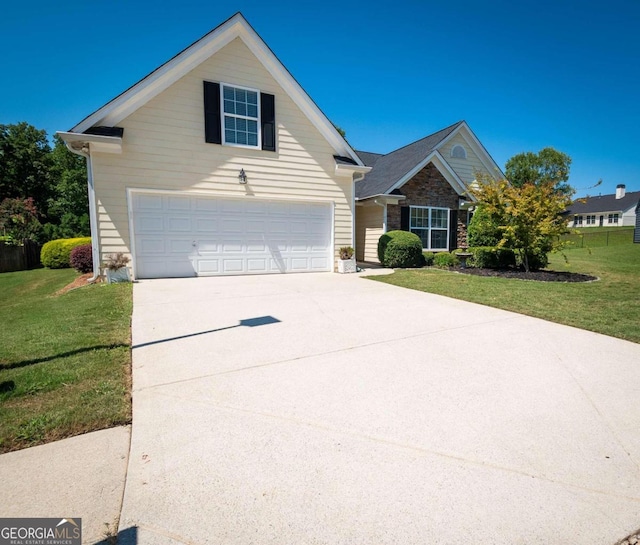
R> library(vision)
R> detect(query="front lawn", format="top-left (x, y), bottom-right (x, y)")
top-left (370, 244), bottom-right (640, 343)
top-left (0, 268), bottom-right (132, 453)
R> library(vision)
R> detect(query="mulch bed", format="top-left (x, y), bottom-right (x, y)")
top-left (454, 267), bottom-right (598, 283)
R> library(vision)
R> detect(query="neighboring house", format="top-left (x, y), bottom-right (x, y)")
top-left (635, 201), bottom-right (640, 243)
top-left (566, 185), bottom-right (640, 228)
top-left (355, 121), bottom-right (503, 262)
top-left (58, 13), bottom-right (368, 279)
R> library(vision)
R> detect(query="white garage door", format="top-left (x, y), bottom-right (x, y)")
top-left (131, 193), bottom-right (333, 278)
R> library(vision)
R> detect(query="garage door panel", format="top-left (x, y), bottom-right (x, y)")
top-left (137, 216), bottom-right (164, 232)
top-left (221, 218), bottom-right (243, 233)
top-left (132, 193), bottom-right (332, 278)
top-left (195, 218), bottom-right (217, 231)
top-left (136, 195), bottom-right (163, 210)
top-left (197, 260), bottom-right (220, 274)
top-left (137, 238), bottom-right (165, 254)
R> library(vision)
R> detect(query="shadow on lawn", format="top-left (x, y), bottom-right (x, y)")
top-left (0, 344), bottom-right (129, 371)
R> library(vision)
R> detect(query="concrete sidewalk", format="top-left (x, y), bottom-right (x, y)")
top-left (0, 426), bottom-right (130, 544)
top-left (120, 273), bottom-right (640, 544)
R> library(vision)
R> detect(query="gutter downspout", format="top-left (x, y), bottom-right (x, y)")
top-left (64, 142), bottom-right (101, 283)
top-left (373, 198), bottom-right (387, 233)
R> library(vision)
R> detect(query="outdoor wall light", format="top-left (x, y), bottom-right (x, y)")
top-left (238, 168), bottom-right (247, 184)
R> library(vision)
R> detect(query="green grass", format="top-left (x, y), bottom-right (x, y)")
top-left (561, 226), bottom-right (634, 248)
top-left (0, 268), bottom-right (132, 453)
top-left (370, 244), bottom-right (640, 343)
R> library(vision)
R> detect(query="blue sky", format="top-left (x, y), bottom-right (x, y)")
top-left (2, 0), bottom-right (638, 197)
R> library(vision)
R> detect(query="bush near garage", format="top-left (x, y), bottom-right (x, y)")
top-left (41, 237), bottom-right (91, 269)
top-left (377, 231), bottom-right (423, 268)
top-left (70, 244), bottom-right (93, 273)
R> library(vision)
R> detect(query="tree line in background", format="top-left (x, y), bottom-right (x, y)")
top-left (0, 122), bottom-right (89, 244)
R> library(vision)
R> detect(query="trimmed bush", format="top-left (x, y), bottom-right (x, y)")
top-left (70, 244), bottom-right (93, 273)
top-left (422, 251), bottom-right (435, 266)
top-left (469, 247), bottom-right (516, 269)
top-left (377, 230), bottom-right (423, 268)
top-left (433, 252), bottom-right (459, 269)
top-left (41, 237), bottom-right (91, 269)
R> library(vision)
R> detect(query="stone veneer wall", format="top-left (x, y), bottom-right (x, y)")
top-left (387, 162), bottom-right (468, 249)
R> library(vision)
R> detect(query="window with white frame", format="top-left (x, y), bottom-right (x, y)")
top-left (451, 145), bottom-right (467, 159)
top-left (586, 215), bottom-right (596, 225)
top-left (222, 84), bottom-right (260, 147)
top-left (608, 213), bottom-right (619, 224)
top-left (574, 215), bottom-right (583, 226)
top-left (410, 206), bottom-right (449, 250)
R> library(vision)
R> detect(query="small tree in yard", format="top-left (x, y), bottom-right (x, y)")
top-left (0, 197), bottom-right (43, 243)
top-left (469, 175), bottom-right (573, 272)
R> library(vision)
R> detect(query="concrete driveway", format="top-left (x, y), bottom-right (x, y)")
top-left (119, 272), bottom-right (640, 544)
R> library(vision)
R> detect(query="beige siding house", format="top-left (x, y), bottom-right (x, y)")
top-left (59, 13), bottom-right (368, 279)
top-left (355, 122), bottom-right (503, 263)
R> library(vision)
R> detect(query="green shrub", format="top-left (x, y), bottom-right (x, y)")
top-left (70, 244), bottom-right (93, 273)
top-left (378, 230), bottom-right (423, 268)
top-left (433, 252), bottom-right (459, 269)
top-left (469, 247), bottom-right (516, 269)
top-left (517, 250), bottom-right (549, 271)
top-left (468, 204), bottom-right (502, 247)
top-left (41, 237), bottom-right (91, 269)
top-left (422, 251), bottom-right (435, 266)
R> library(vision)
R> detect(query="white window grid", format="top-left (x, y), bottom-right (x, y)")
top-left (409, 206), bottom-right (449, 250)
top-left (221, 83), bottom-right (261, 149)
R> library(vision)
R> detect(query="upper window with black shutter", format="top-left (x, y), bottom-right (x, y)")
top-left (203, 81), bottom-right (276, 152)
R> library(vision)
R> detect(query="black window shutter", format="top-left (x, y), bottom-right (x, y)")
top-left (203, 81), bottom-right (221, 144)
top-left (261, 93), bottom-right (276, 152)
top-left (400, 207), bottom-right (410, 231)
top-left (449, 210), bottom-right (458, 250)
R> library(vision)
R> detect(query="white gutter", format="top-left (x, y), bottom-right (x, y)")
top-left (374, 198), bottom-right (387, 233)
top-left (62, 142), bottom-right (101, 283)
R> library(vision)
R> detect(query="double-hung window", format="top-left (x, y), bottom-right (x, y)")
top-left (203, 81), bottom-right (275, 151)
top-left (574, 215), bottom-right (583, 226)
top-left (586, 215), bottom-right (595, 225)
top-left (608, 213), bottom-right (619, 224)
top-left (222, 84), bottom-right (260, 148)
top-left (410, 206), bottom-right (449, 250)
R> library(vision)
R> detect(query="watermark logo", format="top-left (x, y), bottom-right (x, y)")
top-left (0, 518), bottom-right (81, 545)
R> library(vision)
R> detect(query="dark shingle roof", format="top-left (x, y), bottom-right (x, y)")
top-left (355, 121), bottom-right (463, 199)
top-left (566, 190), bottom-right (640, 215)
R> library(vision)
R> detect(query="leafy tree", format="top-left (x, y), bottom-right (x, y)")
top-left (0, 197), bottom-right (43, 243)
top-left (505, 147), bottom-right (572, 196)
top-left (45, 135), bottom-right (89, 239)
top-left (467, 203), bottom-right (502, 247)
top-left (469, 175), bottom-right (573, 272)
top-left (0, 122), bottom-right (53, 208)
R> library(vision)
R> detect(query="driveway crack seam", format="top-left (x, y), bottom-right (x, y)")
top-left (150, 389), bottom-right (640, 504)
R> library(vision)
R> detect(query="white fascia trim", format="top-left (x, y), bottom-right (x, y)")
top-left (70, 14), bottom-right (363, 166)
top-left (356, 194), bottom-right (405, 205)
top-left (57, 131), bottom-right (123, 154)
top-left (335, 163), bottom-right (371, 178)
top-left (386, 151), bottom-right (469, 197)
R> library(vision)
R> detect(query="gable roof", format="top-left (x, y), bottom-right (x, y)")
top-left (354, 121), bottom-right (503, 200)
top-left (66, 13), bottom-right (363, 166)
top-left (355, 122), bottom-right (463, 199)
top-left (566, 190), bottom-right (640, 215)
